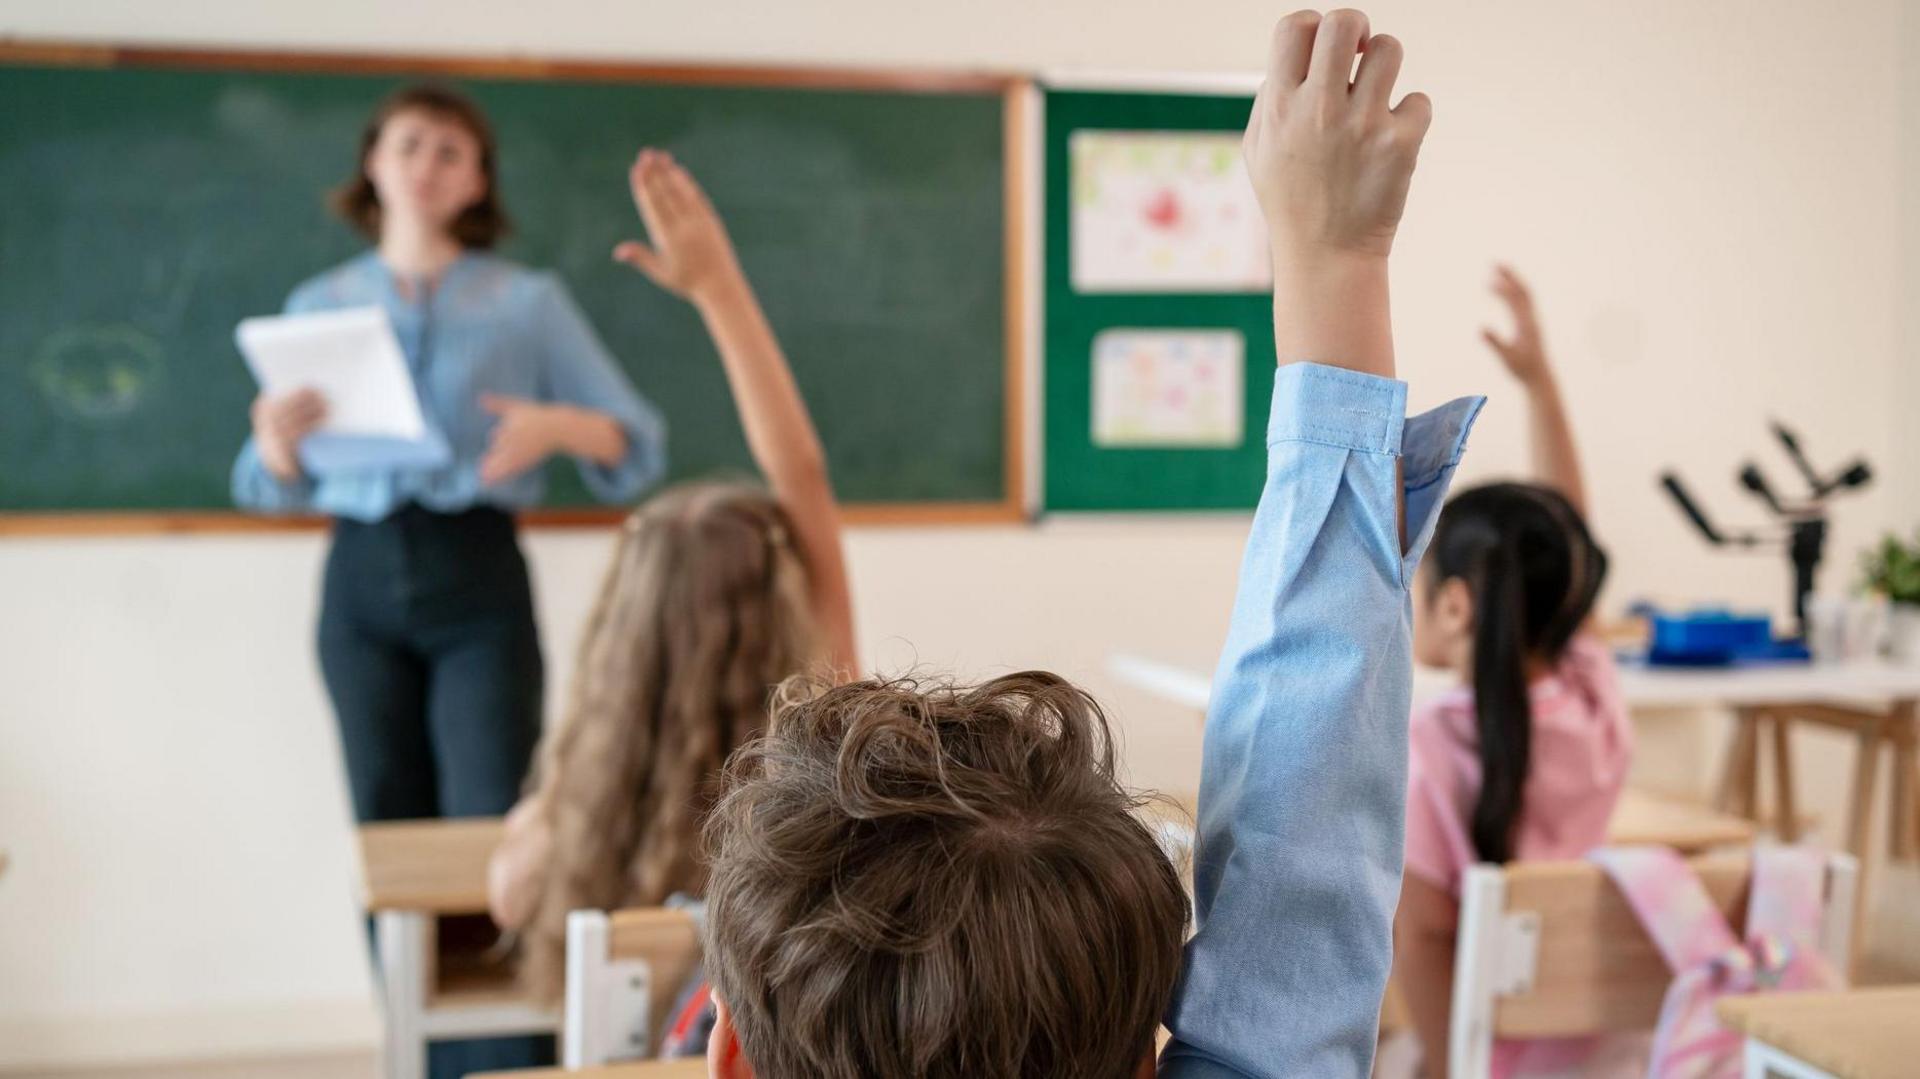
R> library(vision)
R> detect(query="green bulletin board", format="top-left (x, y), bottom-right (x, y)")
top-left (1042, 88), bottom-right (1269, 512)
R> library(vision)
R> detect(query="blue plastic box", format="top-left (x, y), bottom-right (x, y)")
top-left (1644, 609), bottom-right (1804, 666)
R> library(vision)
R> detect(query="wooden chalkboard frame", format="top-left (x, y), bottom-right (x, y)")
top-left (0, 41), bottom-right (1032, 532)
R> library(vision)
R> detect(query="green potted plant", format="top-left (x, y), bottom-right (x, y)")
top-left (1862, 530), bottom-right (1920, 664)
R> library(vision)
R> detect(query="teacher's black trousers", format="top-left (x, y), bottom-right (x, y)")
top-left (318, 502), bottom-right (543, 822)
top-left (318, 502), bottom-right (552, 1078)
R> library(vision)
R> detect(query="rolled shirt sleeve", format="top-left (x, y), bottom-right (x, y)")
top-left (1161, 363), bottom-right (1483, 1079)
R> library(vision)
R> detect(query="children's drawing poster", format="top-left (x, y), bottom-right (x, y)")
top-left (1091, 329), bottom-right (1244, 448)
top-left (1070, 131), bottom-right (1269, 293)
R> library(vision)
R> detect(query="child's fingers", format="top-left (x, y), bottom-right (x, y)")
top-left (659, 161), bottom-right (694, 216)
top-left (1491, 269), bottom-right (1533, 312)
top-left (630, 152), bottom-right (671, 235)
top-left (1309, 8), bottom-right (1369, 90)
top-left (656, 154), bottom-right (696, 218)
top-left (665, 161), bottom-right (715, 216)
top-left (645, 158), bottom-right (684, 222)
top-left (638, 162), bottom-right (679, 238)
top-left (629, 149), bottom-right (662, 201)
top-left (1504, 268), bottom-right (1534, 304)
top-left (1267, 10), bottom-right (1322, 93)
top-left (1390, 90), bottom-right (1433, 139)
top-left (613, 240), bottom-right (664, 279)
top-left (1352, 33), bottom-right (1403, 111)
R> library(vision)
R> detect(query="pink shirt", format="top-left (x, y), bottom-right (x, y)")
top-left (1403, 635), bottom-right (1635, 1078)
top-left (1405, 634), bottom-right (1633, 894)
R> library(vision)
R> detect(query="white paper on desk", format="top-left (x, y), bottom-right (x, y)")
top-left (236, 306), bottom-right (450, 473)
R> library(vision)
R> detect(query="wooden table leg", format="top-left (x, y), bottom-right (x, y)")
top-left (1847, 723), bottom-right (1884, 861)
top-left (1770, 713), bottom-right (1800, 843)
top-left (1890, 701), bottom-right (1919, 862)
top-left (1845, 723), bottom-right (1885, 981)
top-left (1718, 709), bottom-right (1763, 820)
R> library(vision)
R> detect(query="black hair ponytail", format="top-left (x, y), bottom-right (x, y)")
top-left (1427, 483), bottom-right (1608, 864)
top-left (1468, 536), bottom-right (1533, 864)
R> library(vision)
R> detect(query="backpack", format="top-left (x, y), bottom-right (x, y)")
top-left (1589, 844), bottom-right (1843, 1079)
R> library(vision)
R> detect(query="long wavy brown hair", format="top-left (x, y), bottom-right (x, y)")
top-left (519, 481), bottom-right (820, 1002)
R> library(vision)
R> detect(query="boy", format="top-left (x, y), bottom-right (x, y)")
top-left (700, 10), bottom-right (1481, 1077)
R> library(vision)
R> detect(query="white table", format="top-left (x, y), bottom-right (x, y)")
top-left (1110, 654), bottom-right (1920, 860)
top-left (1111, 652), bottom-right (1920, 712)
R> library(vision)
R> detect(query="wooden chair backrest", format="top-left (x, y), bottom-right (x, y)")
top-left (606, 906), bottom-right (702, 1038)
top-left (1493, 853), bottom-right (1752, 1037)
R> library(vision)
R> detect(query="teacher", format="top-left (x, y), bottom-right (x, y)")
top-left (232, 84), bottom-right (665, 832)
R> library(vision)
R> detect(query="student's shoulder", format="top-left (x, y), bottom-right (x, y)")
top-left (1407, 690), bottom-right (1478, 786)
top-left (1555, 633), bottom-right (1627, 715)
top-left (1410, 686), bottom-right (1476, 743)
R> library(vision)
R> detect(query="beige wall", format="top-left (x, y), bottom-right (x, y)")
top-left (1, 0), bottom-right (1915, 1066)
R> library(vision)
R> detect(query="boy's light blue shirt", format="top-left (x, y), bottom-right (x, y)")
top-left (1162, 363), bottom-right (1484, 1078)
top-left (232, 252), bottom-right (667, 522)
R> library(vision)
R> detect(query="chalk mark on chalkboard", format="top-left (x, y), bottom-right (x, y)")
top-left (146, 244), bottom-right (209, 330)
top-left (31, 326), bottom-right (165, 423)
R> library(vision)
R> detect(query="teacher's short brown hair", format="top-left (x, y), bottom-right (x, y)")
top-left (331, 82), bottom-right (512, 249)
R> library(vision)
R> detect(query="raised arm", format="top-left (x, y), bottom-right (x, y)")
top-left (1481, 265), bottom-right (1587, 516)
top-left (1161, 12), bottom-right (1481, 1078)
top-left (615, 150), bottom-right (858, 678)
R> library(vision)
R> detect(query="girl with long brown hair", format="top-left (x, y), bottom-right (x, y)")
top-left (486, 149), bottom-right (857, 1003)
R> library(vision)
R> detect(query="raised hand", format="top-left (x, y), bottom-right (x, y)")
top-left (613, 148), bottom-right (743, 304)
top-left (1480, 264), bottom-right (1587, 513)
top-left (1244, 8), bottom-right (1432, 264)
top-left (1481, 264), bottom-right (1550, 385)
top-left (1246, 9), bottom-right (1431, 378)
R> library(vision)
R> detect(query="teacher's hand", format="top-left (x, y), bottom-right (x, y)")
top-left (477, 394), bottom-right (565, 485)
top-left (613, 148), bottom-right (743, 304)
top-left (250, 388), bottom-right (326, 482)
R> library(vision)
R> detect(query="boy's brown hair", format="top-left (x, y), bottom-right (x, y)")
top-left (702, 672), bottom-right (1190, 1078)
top-left (330, 82), bottom-right (511, 248)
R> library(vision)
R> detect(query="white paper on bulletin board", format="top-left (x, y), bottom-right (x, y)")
top-left (1070, 131), bottom-right (1270, 293)
top-left (1092, 329), bottom-right (1244, 448)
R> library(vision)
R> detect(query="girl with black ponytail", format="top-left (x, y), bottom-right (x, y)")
top-left (1387, 267), bottom-right (1633, 1079)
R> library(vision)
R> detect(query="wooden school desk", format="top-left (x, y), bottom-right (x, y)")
top-left (476, 1058), bottom-right (705, 1078)
top-left (1615, 663), bottom-right (1920, 861)
top-left (1717, 986), bottom-right (1920, 1079)
top-left (358, 817), bottom-right (551, 1079)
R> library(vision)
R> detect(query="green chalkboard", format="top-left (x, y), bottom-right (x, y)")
top-left (1043, 88), bottom-right (1269, 512)
top-left (0, 55), bottom-right (1011, 517)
